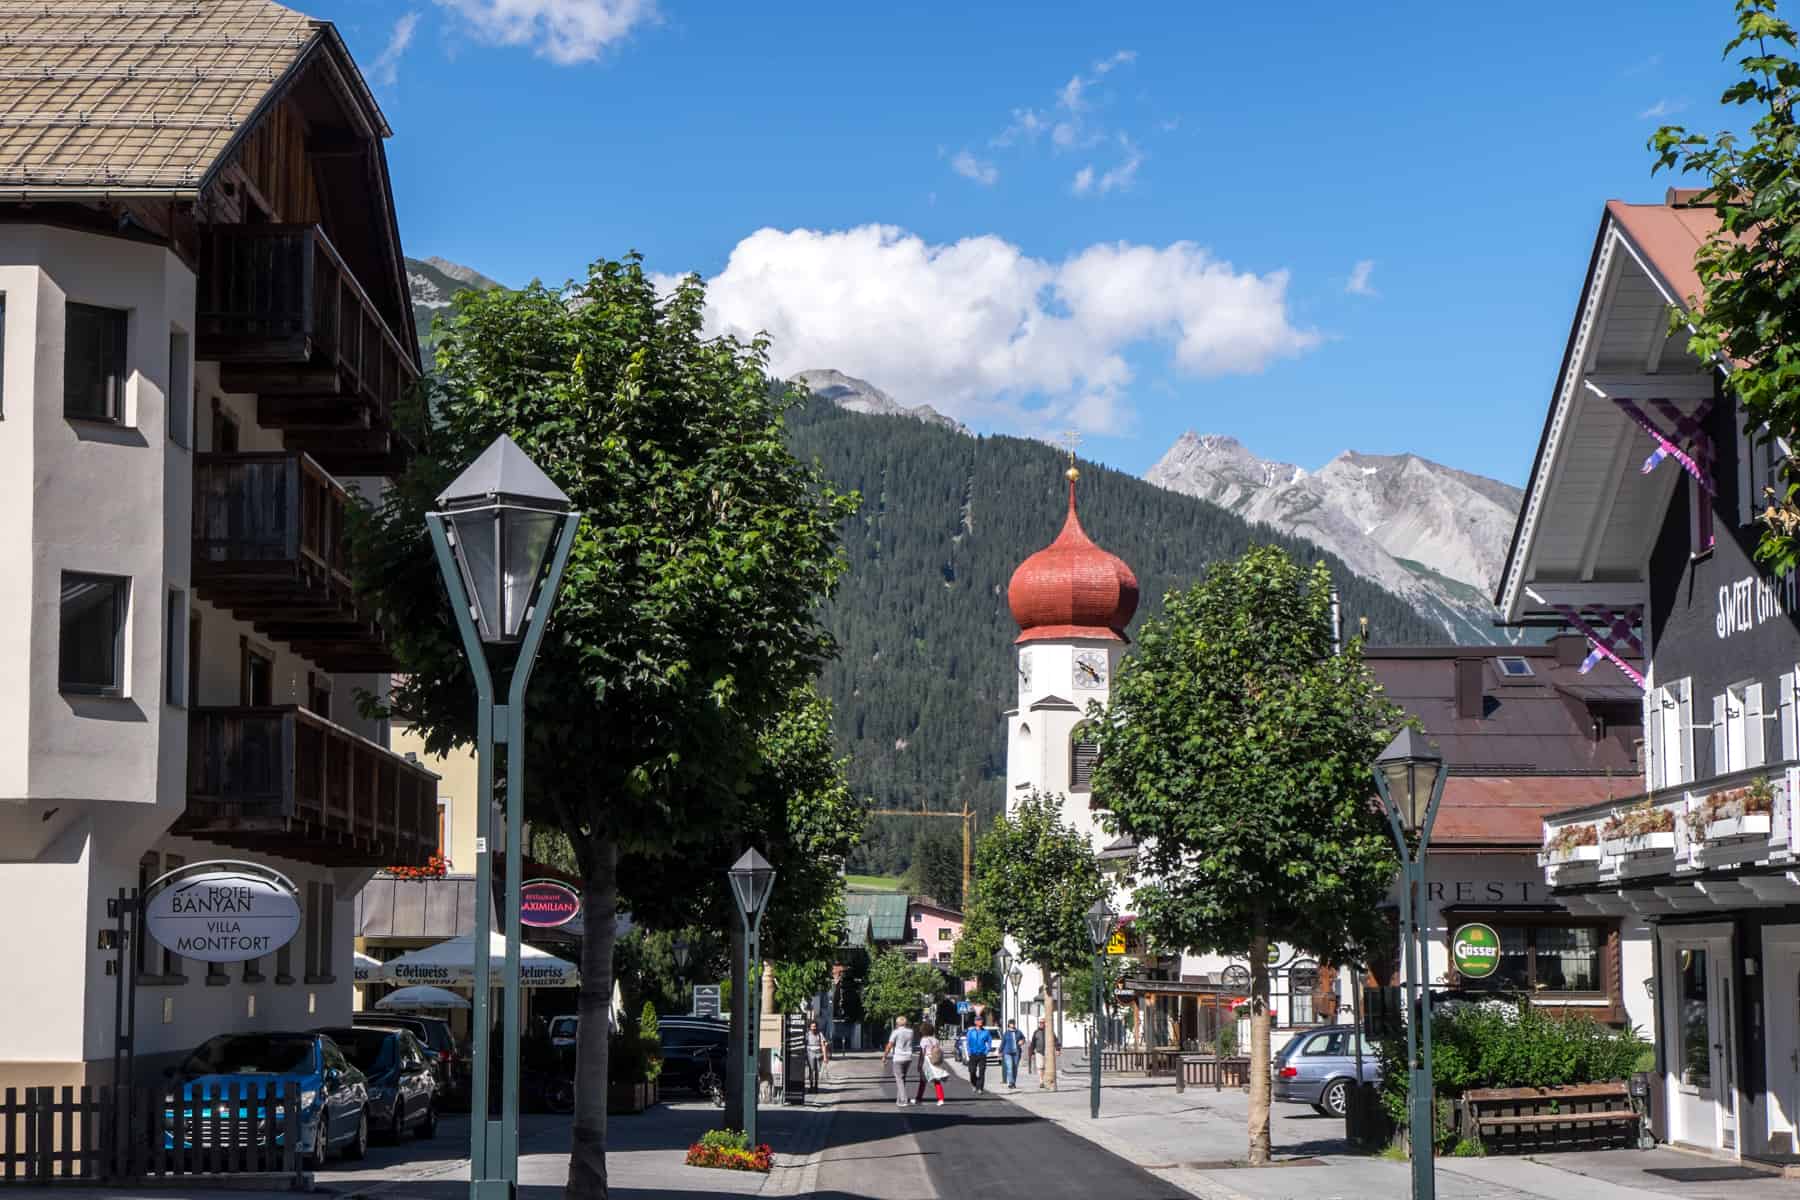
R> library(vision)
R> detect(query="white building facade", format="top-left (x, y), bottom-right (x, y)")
top-left (0, 2), bottom-right (436, 1089)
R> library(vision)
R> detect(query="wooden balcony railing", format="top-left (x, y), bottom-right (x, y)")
top-left (178, 706), bottom-right (437, 869)
top-left (192, 452), bottom-right (391, 671)
top-left (196, 224), bottom-right (419, 475)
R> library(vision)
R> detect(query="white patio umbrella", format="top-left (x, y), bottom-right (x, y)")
top-left (353, 950), bottom-right (382, 985)
top-left (377, 984), bottom-right (471, 1010)
top-left (379, 930), bottom-right (580, 988)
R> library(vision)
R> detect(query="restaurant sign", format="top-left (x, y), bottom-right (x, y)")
top-left (143, 862), bottom-right (301, 964)
top-left (1451, 922), bottom-right (1502, 980)
top-left (520, 879), bottom-right (580, 929)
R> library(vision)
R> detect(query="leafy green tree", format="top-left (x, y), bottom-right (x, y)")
top-left (1091, 546), bottom-right (1402, 1165)
top-left (351, 258), bottom-right (854, 1199)
top-left (861, 948), bottom-right (945, 1030)
top-left (774, 960), bottom-right (833, 1013)
top-left (974, 792), bottom-right (1105, 1090)
top-left (1651, 1), bottom-right (1800, 571)
top-left (949, 893), bottom-right (1004, 990)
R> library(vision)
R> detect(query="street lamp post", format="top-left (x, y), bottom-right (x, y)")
top-left (426, 435), bottom-right (580, 1200)
top-left (1084, 899), bottom-right (1115, 1121)
top-left (1371, 729), bottom-right (1448, 1200)
top-left (728, 850), bottom-right (776, 1146)
top-left (997, 947), bottom-right (1013, 1028)
top-left (673, 939), bottom-right (691, 1012)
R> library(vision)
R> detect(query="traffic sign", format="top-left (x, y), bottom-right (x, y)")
top-left (692, 984), bottom-right (722, 1018)
top-left (1106, 928), bottom-right (1127, 955)
top-left (956, 1000), bottom-right (971, 1014)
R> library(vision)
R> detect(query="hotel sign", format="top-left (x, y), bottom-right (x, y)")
top-left (143, 862), bottom-right (301, 964)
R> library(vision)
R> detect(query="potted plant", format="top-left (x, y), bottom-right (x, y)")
top-left (1688, 776), bottom-right (1776, 843)
top-left (1600, 799), bottom-right (1676, 856)
top-left (1539, 823), bottom-right (1600, 866)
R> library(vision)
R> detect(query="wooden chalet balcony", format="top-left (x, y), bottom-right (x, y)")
top-left (197, 224), bottom-right (419, 476)
top-left (193, 452), bottom-right (392, 672)
top-left (177, 706), bottom-right (438, 869)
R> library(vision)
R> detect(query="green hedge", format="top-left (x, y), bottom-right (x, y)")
top-left (1378, 1002), bottom-right (1647, 1136)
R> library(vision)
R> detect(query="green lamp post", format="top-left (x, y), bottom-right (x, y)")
top-left (426, 435), bottom-right (580, 1200)
top-left (1372, 728), bottom-right (1449, 1200)
top-left (1084, 899), bottom-right (1116, 1120)
top-left (728, 849), bottom-right (776, 1146)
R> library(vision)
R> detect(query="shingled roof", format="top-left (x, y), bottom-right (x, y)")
top-left (0, 0), bottom-right (373, 194)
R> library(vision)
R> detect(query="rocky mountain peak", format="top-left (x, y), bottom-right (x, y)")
top-left (1147, 433), bottom-right (1525, 643)
top-left (792, 368), bottom-right (970, 435)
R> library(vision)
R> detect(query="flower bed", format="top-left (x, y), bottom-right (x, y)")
top-left (685, 1130), bottom-right (773, 1173)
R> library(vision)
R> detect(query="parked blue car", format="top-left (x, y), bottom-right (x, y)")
top-left (1272, 1025), bottom-right (1381, 1118)
top-left (164, 1032), bottom-right (368, 1168)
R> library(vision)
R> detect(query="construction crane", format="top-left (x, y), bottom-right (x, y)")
top-left (870, 800), bottom-right (977, 910)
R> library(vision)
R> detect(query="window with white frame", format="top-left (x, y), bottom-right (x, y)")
top-left (164, 588), bottom-right (186, 708)
top-left (1646, 677), bottom-right (1693, 790)
top-left (1712, 681), bottom-right (1767, 775)
top-left (1780, 670), bottom-right (1800, 762)
top-left (60, 572), bottom-right (129, 696)
top-left (1742, 423), bottom-right (1790, 527)
top-left (65, 303), bottom-right (128, 423)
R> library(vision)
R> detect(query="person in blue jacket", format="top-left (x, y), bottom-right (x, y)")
top-left (963, 1013), bottom-right (994, 1093)
top-left (999, 1018), bottom-right (1025, 1090)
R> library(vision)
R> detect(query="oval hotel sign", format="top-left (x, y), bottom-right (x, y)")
top-left (1451, 922), bottom-right (1502, 980)
top-left (520, 879), bottom-right (580, 929)
top-left (144, 862), bottom-right (302, 963)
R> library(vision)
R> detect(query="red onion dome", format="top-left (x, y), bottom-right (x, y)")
top-left (1007, 469), bottom-right (1139, 644)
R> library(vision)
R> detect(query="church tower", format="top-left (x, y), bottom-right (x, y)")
top-left (1003, 463), bottom-right (1138, 846)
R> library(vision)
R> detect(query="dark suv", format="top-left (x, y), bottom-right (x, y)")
top-left (656, 1018), bottom-right (729, 1092)
top-left (355, 1015), bottom-right (467, 1109)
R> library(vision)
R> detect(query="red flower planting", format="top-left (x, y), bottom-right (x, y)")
top-left (684, 1142), bottom-right (773, 1172)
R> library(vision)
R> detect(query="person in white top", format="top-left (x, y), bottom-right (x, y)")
top-left (882, 1016), bottom-right (916, 1107)
top-left (914, 1022), bottom-right (949, 1106)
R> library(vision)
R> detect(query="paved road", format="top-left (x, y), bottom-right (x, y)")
top-left (813, 1054), bottom-right (1191, 1200)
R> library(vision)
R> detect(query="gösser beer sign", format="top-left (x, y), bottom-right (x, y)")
top-left (1451, 922), bottom-right (1502, 980)
top-left (143, 862), bottom-right (302, 963)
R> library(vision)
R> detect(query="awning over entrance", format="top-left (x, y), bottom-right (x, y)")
top-left (380, 930), bottom-right (579, 988)
top-left (356, 874), bottom-right (487, 940)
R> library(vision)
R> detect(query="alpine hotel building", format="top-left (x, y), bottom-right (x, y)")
top-left (0, 1), bottom-right (436, 1088)
top-left (1507, 190), bottom-right (1800, 1163)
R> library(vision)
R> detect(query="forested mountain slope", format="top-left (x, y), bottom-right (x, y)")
top-left (785, 399), bottom-right (1440, 879)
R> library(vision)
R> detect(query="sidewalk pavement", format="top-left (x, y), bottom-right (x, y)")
top-left (0, 1083), bottom-right (839, 1200)
top-left (948, 1049), bottom-right (1800, 1200)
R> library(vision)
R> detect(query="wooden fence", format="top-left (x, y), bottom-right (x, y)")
top-left (0, 1082), bottom-right (303, 1186)
top-left (1174, 1055), bottom-right (1252, 1092)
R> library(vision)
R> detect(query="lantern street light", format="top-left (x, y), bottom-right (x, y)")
top-left (426, 435), bottom-right (580, 1200)
top-left (997, 947), bottom-right (1013, 1027)
top-left (672, 938), bottom-right (691, 1010)
top-left (1371, 728), bottom-right (1448, 1200)
top-left (1085, 899), bottom-right (1116, 1120)
top-left (727, 849), bottom-right (776, 1147)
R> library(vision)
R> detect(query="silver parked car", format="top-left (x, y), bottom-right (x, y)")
top-left (1272, 1025), bottom-right (1381, 1118)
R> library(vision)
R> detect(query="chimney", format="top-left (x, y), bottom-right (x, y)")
top-left (1553, 634), bottom-right (1587, 667)
top-left (1455, 658), bottom-right (1485, 721)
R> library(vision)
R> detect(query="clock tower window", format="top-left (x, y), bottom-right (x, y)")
top-left (1070, 724), bottom-right (1100, 793)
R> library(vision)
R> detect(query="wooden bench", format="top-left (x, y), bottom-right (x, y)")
top-left (1460, 1083), bottom-right (1646, 1152)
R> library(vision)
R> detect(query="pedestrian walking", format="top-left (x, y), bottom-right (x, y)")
top-left (882, 1015), bottom-right (916, 1107)
top-left (805, 1020), bottom-right (829, 1091)
top-left (964, 1013), bottom-right (993, 1093)
top-left (1000, 1018), bottom-right (1025, 1089)
top-left (1029, 1018), bottom-right (1046, 1082)
top-left (914, 1022), bottom-right (949, 1105)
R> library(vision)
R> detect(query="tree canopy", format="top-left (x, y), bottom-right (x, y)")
top-left (861, 948), bottom-right (946, 1030)
top-left (1651, 1), bottom-right (1800, 571)
top-left (1091, 545), bottom-right (1402, 1162)
top-left (975, 793), bottom-right (1105, 976)
top-left (353, 257), bottom-right (856, 1199)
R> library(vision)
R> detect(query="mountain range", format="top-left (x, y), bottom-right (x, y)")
top-left (1145, 434), bottom-right (1521, 642)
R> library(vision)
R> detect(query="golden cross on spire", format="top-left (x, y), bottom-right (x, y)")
top-left (1056, 429), bottom-right (1083, 484)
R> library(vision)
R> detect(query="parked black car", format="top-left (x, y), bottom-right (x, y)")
top-left (656, 1018), bottom-right (730, 1092)
top-left (319, 1026), bottom-right (438, 1142)
top-left (355, 1015), bottom-right (468, 1109)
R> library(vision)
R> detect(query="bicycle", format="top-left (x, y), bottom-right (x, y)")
top-left (697, 1063), bottom-right (726, 1107)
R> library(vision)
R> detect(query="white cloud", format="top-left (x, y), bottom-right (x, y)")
top-left (369, 11), bottom-right (421, 86)
top-left (1639, 98), bottom-right (1686, 120)
top-left (1072, 137), bottom-right (1142, 196)
top-left (433, 0), bottom-right (654, 65)
top-left (950, 150), bottom-right (999, 186)
top-left (1091, 49), bottom-right (1136, 75)
top-left (690, 224), bottom-right (1319, 435)
top-left (1346, 259), bottom-right (1377, 297)
top-left (1058, 73), bottom-right (1088, 112)
top-left (991, 50), bottom-right (1136, 156)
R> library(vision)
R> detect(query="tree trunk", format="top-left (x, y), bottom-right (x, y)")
top-left (1043, 969), bottom-right (1058, 1091)
top-left (1247, 919), bottom-right (1272, 1166)
top-left (724, 920), bottom-right (747, 1133)
top-left (565, 838), bottom-right (617, 1199)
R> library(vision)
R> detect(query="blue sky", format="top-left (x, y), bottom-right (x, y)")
top-left (313, 0), bottom-right (1744, 487)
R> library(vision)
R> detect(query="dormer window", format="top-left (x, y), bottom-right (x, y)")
top-left (1496, 656), bottom-right (1534, 678)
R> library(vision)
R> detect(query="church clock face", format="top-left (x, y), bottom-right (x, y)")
top-left (1072, 649), bottom-right (1108, 690)
top-left (1017, 648), bottom-right (1033, 694)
